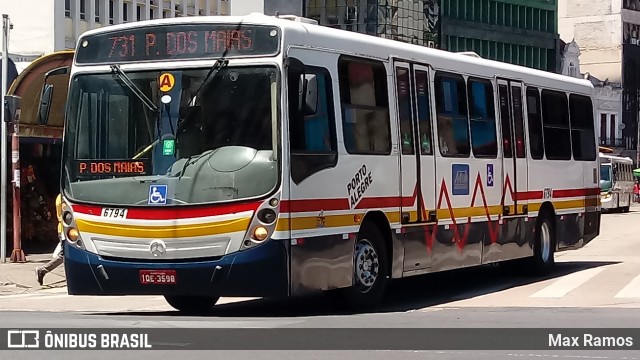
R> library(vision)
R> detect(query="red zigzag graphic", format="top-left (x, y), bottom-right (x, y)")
top-left (415, 173), bottom-right (518, 253)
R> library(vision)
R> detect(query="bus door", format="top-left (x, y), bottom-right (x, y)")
top-left (394, 61), bottom-right (436, 271)
top-left (497, 79), bottom-right (528, 216)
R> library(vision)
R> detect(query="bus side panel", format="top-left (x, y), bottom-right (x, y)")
top-left (289, 234), bottom-right (355, 295)
top-left (482, 217), bottom-right (533, 264)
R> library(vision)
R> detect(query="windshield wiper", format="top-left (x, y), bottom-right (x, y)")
top-left (188, 58), bottom-right (229, 106)
top-left (111, 64), bottom-right (158, 113)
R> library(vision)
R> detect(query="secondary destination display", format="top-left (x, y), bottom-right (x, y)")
top-left (75, 159), bottom-right (149, 176)
top-left (75, 24), bottom-right (280, 64)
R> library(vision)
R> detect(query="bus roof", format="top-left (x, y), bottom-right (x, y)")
top-left (76, 13), bottom-right (594, 94)
top-left (599, 153), bottom-right (633, 163)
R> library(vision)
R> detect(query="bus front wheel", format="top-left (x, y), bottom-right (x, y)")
top-left (342, 223), bottom-right (389, 310)
top-left (164, 295), bottom-right (220, 313)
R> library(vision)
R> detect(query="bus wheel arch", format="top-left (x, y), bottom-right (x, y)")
top-left (528, 201), bottom-right (556, 275)
top-left (342, 211), bottom-right (392, 310)
top-left (361, 211), bottom-right (393, 278)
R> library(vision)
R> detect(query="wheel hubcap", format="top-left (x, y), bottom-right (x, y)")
top-left (540, 222), bottom-right (551, 262)
top-left (354, 239), bottom-right (379, 293)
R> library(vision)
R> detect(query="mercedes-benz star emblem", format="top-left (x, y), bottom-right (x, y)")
top-left (149, 239), bottom-right (166, 257)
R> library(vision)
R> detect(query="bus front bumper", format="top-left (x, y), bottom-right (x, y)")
top-left (63, 240), bottom-right (289, 297)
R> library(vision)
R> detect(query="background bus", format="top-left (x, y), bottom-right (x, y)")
top-left (50, 13), bottom-right (601, 313)
top-left (599, 153), bottom-right (634, 212)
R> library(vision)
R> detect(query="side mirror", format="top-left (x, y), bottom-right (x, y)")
top-left (38, 66), bottom-right (70, 125)
top-left (38, 84), bottom-right (53, 125)
top-left (300, 73), bottom-right (318, 115)
top-left (3, 95), bottom-right (21, 123)
top-left (44, 66), bottom-right (69, 81)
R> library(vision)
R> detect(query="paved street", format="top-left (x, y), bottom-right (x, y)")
top-left (1, 205), bottom-right (640, 359)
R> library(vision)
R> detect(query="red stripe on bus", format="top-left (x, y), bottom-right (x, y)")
top-left (72, 201), bottom-right (261, 220)
top-left (552, 188), bottom-right (600, 198)
top-left (515, 191), bottom-right (544, 201)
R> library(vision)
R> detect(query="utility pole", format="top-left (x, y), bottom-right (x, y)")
top-left (1, 14), bottom-right (10, 263)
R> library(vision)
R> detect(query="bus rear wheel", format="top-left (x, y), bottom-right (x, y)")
top-left (526, 214), bottom-right (555, 276)
top-left (342, 223), bottom-right (389, 311)
top-left (164, 295), bottom-right (220, 313)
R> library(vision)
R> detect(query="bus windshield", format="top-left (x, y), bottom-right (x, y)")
top-left (62, 65), bottom-right (279, 206)
top-left (600, 164), bottom-right (612, 191)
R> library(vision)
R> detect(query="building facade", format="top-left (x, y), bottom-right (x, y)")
top-left (257, 0), bottom-right (559, 72)
top-left (560, 40), bottom-right (624, 151)
top-left (3, 0), bottom-right (229, 57)
top-left (559, 0), bottom-right (638, 162)
top-left (440, 0), bottom-right (561, 72)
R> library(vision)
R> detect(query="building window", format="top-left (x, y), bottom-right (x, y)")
top-left (95, 0), bottom-right (100, 22)
top-left (137, 5), bottom-right (141, 21)
top-left (569, 94), bottom-right (596, 161)
top-left (123, 3), bottom-right (128, 21)
top-left (65, 0), bottom-right (71, 17)
top-left (80, 0), bottom-right (86, 20)
top-left (467, 78), bottom-right (497, 158)
top-left (434, 72), bottom-right (470, 157)
top-left (541, 89), bottom-right (571, 160)
top-left (568, 62), bottom-right (577, 77)
top-left (338, 56), bottom-right (391, 155)
top-left (109, 0), bottom-right (114, 24)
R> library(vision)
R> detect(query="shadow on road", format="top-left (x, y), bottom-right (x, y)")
top-left (94, 260), bottom-right (618, 318)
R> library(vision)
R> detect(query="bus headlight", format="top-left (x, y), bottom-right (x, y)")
top-left (67, 228), bottom-right (80, 242)
top-left (252, 226), bottom-right (269, 241)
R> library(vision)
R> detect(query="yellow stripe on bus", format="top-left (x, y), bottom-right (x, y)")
top-left (276, 199), bottom-right (595, 233)
top-left (75, 217), bottom-right (251, 238)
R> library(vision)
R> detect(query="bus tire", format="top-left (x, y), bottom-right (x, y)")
top-left (527, 214), bottom-right (555, 276)
top-left (164, 295), bottom-right (220, 313)
top-left (342, 223), bottom-right (389, 311)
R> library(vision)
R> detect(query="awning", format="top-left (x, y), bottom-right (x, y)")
top-left (634, 168), bottom-right (640, 177)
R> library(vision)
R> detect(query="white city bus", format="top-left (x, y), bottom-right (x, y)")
top-left (51, 13), bottom-right (601, 312)
top-left (599, 153), bottom-right (634, 212)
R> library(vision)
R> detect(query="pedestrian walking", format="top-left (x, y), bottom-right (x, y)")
top-left (35, 194), bottom-right (64, 286)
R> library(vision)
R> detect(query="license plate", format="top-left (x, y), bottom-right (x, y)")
top-left (102, 207), bottom-right (127, 218)
top-left (139, 270), bottom-right (177, 285)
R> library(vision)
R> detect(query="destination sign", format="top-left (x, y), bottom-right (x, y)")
top-left (76, 159), bottom-right (149, 176)
top-left (75, 24), bottom-right (280, 64)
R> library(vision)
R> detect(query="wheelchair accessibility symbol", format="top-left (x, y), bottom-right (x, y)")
top-left (487, 164), bottom-right (494, 187)
top-left (148, 185), bottom-right (168, 205)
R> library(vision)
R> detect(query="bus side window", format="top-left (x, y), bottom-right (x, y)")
top-left (541, 89), bottom-right (571, 160)
top-left (338, 56), bottom-right (391, 155)
top-left (414, 69), bottom-right (433, 155)
top-left (467, 78), bottom-right (497, 158)
top-left (526, 87), bottom-right (544, 160)
top-left (569, 94), bottom-right (596, 161)
top-left (511, 86), bottom-right (526, 158)
top-left (290, 66), bottom-right (336, 154)
top-left (434, 73), bottom-right (470, 157)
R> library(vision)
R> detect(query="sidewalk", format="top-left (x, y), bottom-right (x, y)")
top-left (0, 253), bottom-right (66, 296)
